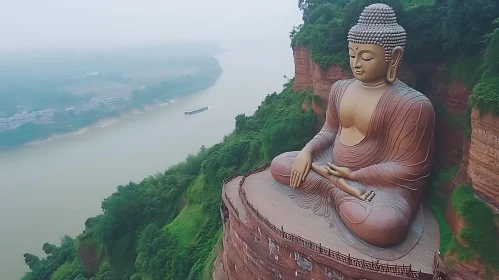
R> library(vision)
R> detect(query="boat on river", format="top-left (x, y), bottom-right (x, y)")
top-left (184, 106), bottom-right (208, 116)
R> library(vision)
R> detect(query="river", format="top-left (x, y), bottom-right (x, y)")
top-left (0, 38), bottom-right (296, 279)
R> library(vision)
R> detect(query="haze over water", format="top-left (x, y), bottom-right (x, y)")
top-left (0, 0), bottom-right (302, 278)
top-left (0, 38), bottom-right (297, 279)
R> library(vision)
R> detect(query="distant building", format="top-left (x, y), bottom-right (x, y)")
top-left (106, 97), bottom-right (118, 108)
top-left (0, 119), bottom-right (8, 132)
top-left (34, 110), bottom-right (54, 125)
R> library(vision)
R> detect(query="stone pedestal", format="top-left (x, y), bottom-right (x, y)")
top-left (216, 165), bottom-right (443, 280)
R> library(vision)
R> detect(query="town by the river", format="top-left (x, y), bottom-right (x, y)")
top-left (0, 36), bottom-right (297, 279)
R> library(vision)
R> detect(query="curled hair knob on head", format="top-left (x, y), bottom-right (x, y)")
top-left (347, 3), bottom-right (406, 61)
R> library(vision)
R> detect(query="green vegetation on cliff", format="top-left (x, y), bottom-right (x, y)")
top-left (22, 80), bottom-right (317, 280)
top-left (449, 185), bottom-right (499, 269)
top-left (292, 0), bottom-right (499, 117)
top-left (427, 169), bottom-right (499, 273)
top-left (470, 24), bottom-right (499, 116)
top-left (292, 0), bottom-right (498, 70)
top-left (426, 166), bottom-right (458, 255)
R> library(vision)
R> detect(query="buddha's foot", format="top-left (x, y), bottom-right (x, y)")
top-left (358, 190), bottom-right (375, 202)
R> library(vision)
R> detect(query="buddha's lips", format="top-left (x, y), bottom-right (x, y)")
top-left (354, 71), bottom-right (364, 75)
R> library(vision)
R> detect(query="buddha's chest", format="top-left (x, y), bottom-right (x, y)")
top-left (338, 87), bottom-right (385, 136)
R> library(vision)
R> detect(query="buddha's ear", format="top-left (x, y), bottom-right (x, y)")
top-left (387, 46), bottom-right (404, 83)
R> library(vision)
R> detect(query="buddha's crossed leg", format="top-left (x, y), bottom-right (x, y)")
top-left (270, 151), bottom-right (414, 247)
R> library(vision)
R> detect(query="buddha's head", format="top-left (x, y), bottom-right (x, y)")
top-left (347, 3), bottom-right (406, 85)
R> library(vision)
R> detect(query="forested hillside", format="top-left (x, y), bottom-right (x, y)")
top-left (21, 80), bottom-right (318, 280)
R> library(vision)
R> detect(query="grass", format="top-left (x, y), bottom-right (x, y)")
top-left (165, 176), bottom-right (209, 247)
top-left (470, 29), bottom-right (499, 116)
top-left (433, 103), bottom-right (467, 130)
top-left (402, 0), bottom-right (435, 10)
top-left (201, 228), bottom-right (224, 280)
top-left (426, 166), bottom-right (458, 255)
top-left (429, 197), bottom-right (453, 255)
top-left (471, 77), bottom-right (499, 116)
top-left (450, 185), bottom-right (499, 269)
top-left (166, 203), bottom-right (207, 247)
top-left (50, 259), bottom-right (78, 280)
top-left (446, 55), bottom-right (483, 89)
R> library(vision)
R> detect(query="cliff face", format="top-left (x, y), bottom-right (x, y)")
top-left (469, 108), bottom-right (499, 207)
top-left (292, 46), bottom-right (352, 101)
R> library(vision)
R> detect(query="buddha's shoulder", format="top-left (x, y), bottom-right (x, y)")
top-left (331, 78), bottom-right (356, 91)
top-left (391, 80), bottom-right (435, 116)
top-left (392, 80), bottom-right (432, 103)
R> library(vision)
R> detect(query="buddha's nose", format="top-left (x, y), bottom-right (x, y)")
top-left (354, 57), bottom-right (362, 68)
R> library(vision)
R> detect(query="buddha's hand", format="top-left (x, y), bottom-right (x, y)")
top-left (337, 178), bottom-right (375, 202)
top-left (290, 150), bottom-right (312, 188)
top-left (325, 162), bottom-right (355, 181)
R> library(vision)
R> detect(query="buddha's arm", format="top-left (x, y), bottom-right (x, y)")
top-left (350, 99), bottom-right (435, 190)
top-left (302, 81), bottom-right (342, 155)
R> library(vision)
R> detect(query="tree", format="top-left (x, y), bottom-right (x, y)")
top-left (23, 253), bottom-right (40, 270)
top-left (42, 242), bottom-right (57, 256)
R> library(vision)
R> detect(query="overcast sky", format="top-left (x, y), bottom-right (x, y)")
top-left (0, 0), bottom-right (302, 52)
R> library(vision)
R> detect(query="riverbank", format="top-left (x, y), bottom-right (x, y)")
top-left (22, 99), bottom-right (180, 148)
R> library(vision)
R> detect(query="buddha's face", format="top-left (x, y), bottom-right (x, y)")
top-left (348, 42), bottom-right (390, 85)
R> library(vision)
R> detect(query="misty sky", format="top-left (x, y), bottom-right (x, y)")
top-left (0, 0), bottom-right (302, 52)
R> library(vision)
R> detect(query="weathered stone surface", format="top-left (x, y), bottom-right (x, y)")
top-left (468, 108), bottom-right (499, 207)
top-left (445, 202), bottom-right (465, 236)
top-left (444, 252), bottom-right (499, 280)
top-left (213, 245), bottom-right (229, 280)
top-left (311, 100), bottom-right (326, 116)
top-left (444, 202), bottom-right (468, 247)
top-left (291, 46), bottom-right (352, 101)
top-left (411, 64), bottom-right (471, 170)
top-left (78, 246), bottom-right (101, 276)
top-left (442, 203), bottom-right (499, 280)
top-left (453, 137), bottom-right (472, 188)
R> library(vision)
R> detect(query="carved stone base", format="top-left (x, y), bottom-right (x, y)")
top-left (217, 167), bottom-right (442, 280)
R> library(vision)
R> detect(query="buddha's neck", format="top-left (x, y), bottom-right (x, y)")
top-left (360, 78), bottom-right (389, 89)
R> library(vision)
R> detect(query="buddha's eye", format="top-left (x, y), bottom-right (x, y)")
top-left (350, 55), bottom-right (355, 59)
top-left (362, 57), bottom-right (373, 61)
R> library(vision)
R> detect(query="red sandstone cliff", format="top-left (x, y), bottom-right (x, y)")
top-left (468, 109), bottom-right (499, 207)
top-left (292, 46), bottom-right (352, 101)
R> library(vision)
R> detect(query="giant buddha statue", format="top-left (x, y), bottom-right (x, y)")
top-left (270, 3), bottom-right (435, 248)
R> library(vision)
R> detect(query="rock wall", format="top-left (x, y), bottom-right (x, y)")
top-left (292, 46), bottom-right (352, 101)
top-left (468, 108), bottom-right (499, 207)
top-left (217, 198), bottom-right (423, 280)
top-left (444, 202), bottom-right (499, 280)
top-left (78, 246), bottom-right (101, 276)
